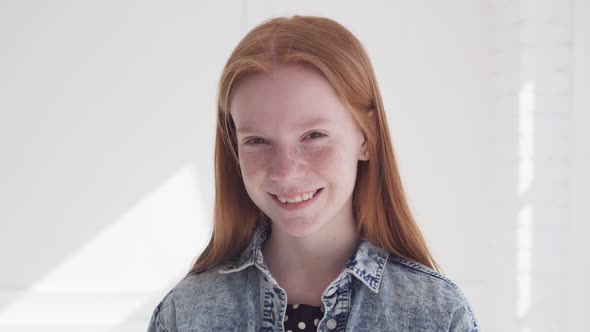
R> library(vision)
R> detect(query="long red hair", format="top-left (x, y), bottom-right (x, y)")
top-left (187, 15), bottom-right (439, 275)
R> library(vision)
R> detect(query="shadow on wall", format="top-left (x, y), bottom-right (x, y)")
top-left (0, 112), bottom-right (214, 328)
top-left (0, 1), bottom-right (239, 329)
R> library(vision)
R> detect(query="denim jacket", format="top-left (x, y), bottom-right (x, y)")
top-left (147, 222), bottom-right (478, 331)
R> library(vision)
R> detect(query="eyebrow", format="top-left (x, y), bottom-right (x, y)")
top-left (236, 118), bottom-right (332, 135)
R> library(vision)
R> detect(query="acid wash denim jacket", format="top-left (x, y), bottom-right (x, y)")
top-left (147, 222), bottom-right (479, 331)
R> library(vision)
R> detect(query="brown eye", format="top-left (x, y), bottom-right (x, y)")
top-left (246, 138), bottom-right (268, 145)
top-left (306, 132), bottom-right (325, 139)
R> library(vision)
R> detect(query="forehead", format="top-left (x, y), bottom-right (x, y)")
top-left (229, 64), bottom-right (351, 132)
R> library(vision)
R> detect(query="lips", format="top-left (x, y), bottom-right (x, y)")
top-left (275, 189), bottom-right (319, 203)
top-left (269, 188), bottom-right (324, 211)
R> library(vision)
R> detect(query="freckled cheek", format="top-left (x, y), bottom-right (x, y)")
top-left (238, 145), bottom-right (338, 179)
top-left (306, 145), bottom-right (340, 171)
top-left (238, 151), bottom-right (267, 179)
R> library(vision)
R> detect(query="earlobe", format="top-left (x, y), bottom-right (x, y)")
top-left (359, 135), bottom-right (369, 161)
top-left (358, 109), bottom-right (374, 161)
top-left (358, 141), bottom-right (370, 160)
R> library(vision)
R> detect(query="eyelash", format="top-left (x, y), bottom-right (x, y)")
top-left (246, 137), bottom-right (268, 145)
top-left (244, 132), bottom-right (326, 145)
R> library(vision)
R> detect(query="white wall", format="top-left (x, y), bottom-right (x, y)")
top-left (486, 0), bottom-right (589, 330)
top-left (568, 0), bottom-right (590, 329)
top-left (0, 1), bottom-right (243, 331)
top-left (487, 0), bottom-right (567, 329)
top-left (0, 1), bottom-right (586, 331)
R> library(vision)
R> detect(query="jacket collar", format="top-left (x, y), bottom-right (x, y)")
top-left (218, 221), bottom-right (389, 293)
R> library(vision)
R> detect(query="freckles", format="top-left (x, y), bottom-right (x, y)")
top-left (239, 152), bottom-right (267, 177)
top-left (306, 141), bottom-right (359, 181)
top-left (306, 144), bottom-right (341, 167)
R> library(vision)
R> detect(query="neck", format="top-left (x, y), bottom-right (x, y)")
top-left (262, 215), bottom-right (361, 284)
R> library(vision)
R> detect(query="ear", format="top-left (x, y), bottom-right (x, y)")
top-left (359, 134), bottom-right (370, 161)
top-left (359, 148), bottom-right (370, 161)
top-left (358, 109), bottom-right (375, 161)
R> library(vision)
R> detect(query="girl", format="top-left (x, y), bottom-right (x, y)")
top-left (148, 15), bottom-right (478, 332)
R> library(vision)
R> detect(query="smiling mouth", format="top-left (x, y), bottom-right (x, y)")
top-left (269, 188), bottom-right (324, 204)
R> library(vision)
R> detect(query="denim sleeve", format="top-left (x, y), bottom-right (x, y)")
top-left (447, 301), bottom-right (479, 332)
top-left (147, 306), bottom-right (168, 332)
top-left (147, 290), bottom-right (177, 332)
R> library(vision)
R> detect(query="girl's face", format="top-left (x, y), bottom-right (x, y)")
top-left (230, 64), bottom-right (369, 238)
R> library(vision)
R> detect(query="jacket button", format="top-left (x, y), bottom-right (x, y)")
top-left (327, 318), bottom-right (337, 330)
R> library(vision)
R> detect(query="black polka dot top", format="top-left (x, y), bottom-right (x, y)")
top-left (284, 303), bottom-right (324, 331)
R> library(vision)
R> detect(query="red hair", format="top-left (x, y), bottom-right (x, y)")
top-left (188, 15), bottom-right (439, 275)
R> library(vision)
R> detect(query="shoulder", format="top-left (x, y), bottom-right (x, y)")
top-left (147, 266), bottom-right (259, 331)
top-left (147, 269), bottom-right (219, 332)
top-left (154, 265), bottom-right (253, 310)
top-left (384, 255), bottom-right (467, 300)
top-left (380, 255), bottom-right (479, 331)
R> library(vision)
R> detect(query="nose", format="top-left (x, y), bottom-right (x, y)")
top-left (267, 146), bottom-right (307, 182)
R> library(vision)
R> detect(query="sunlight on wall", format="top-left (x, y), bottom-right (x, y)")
top-left (517, 81), bottom-right (535, 327)
top-left (0, 164), bottom-right (210, 329)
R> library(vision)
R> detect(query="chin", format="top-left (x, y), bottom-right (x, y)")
top-left (270, 215), bottom-right (324, 238)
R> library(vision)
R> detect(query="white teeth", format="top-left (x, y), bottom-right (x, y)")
top-left (277, 190), bottom-right (318, 204)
